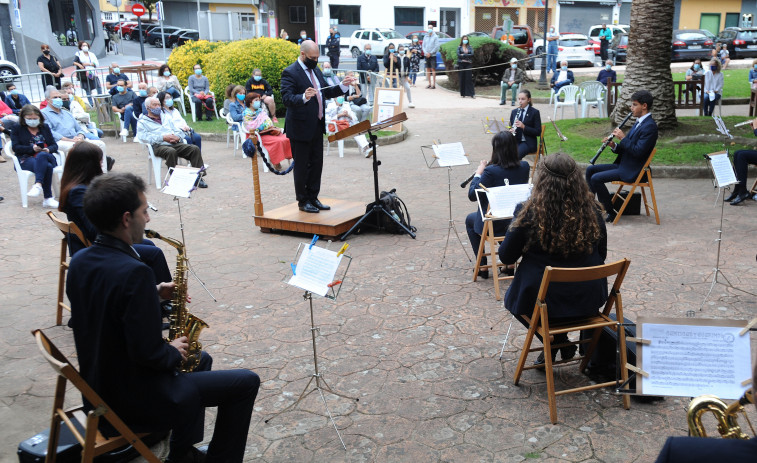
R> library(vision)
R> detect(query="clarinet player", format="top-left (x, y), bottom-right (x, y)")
top-left (509, 89), bottom-right (541, 159)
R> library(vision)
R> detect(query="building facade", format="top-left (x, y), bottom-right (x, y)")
top-left (674, 0), bottom-right (755, 34)
top-left (470, 0), bottom-right (556, 36)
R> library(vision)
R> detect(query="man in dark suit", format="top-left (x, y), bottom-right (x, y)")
top-left (280, 40), bottom-right (356, 213)
top-left (585, 90), bottom-right (658, 222)
top-left (66, 173), bottom-right (260, 463)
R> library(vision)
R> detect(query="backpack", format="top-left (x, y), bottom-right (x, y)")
top-left (376, 189), bottom-right (416, 234)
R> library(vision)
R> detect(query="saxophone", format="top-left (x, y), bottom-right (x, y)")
top-left (145, 229), bottom-right (209, 372)
top-left (687, 389), bottom-right (754, 439)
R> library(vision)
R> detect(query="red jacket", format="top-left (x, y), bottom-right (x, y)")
top-left (0, 99), bottom-right (12, 117)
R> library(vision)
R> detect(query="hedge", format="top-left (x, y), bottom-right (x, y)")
top-left (167, 40), bottom-right (229, 87)
top-left (440, 36), bottom-right (526, 87)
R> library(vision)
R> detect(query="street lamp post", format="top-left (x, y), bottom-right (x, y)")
top-left (537, 0), bottom-right (550, 89)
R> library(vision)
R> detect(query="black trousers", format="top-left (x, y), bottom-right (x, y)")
top-left (734, 149), bottom-right (757, 194)
top-left (291, 130), bottom-right (325, 204)
top-left (600, 40), bottom-right (609, 61)
top-left (329, 53), bottom-right (339, 69)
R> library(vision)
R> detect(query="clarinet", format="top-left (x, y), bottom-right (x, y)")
top-left (460, 172), bottom-right (476, 188)
top-left (590, 112), bottom-right (633, 165)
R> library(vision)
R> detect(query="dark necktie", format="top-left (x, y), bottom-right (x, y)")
top-left (307, 68), bottom-right (323, 120)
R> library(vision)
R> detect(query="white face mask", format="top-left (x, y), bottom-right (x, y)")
top-left (81, 46), bottom-right (89, 52)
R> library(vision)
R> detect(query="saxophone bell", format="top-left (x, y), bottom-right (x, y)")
top-left (687, 389), bottom-right (754, 439)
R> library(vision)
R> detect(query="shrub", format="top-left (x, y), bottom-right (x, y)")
top-left (167, 40), bottom-right (229, 87)
top-left (441, 36), bottom-right (526, 87)
top-left (204, 37), bottom-right (300, 116)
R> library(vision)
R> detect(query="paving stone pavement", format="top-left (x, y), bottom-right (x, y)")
top-left (2, 79), bottom-right (756, 463)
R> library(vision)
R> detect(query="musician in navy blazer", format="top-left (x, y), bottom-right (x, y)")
top-left (280, 40), bottom-right (356, 213)
top-left (585, 90), bottom-right (658, 222)
top-left (466, 131), bottom-right (530, 279)
top-left (509, 89), bottom-right (542, 159)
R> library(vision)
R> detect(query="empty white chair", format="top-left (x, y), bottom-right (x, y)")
top-left (553, 85), bottom-right (580, 120)
top-left (580, 81), bottom-right (606, 118)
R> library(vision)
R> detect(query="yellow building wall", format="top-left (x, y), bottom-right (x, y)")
top-left (678, 0), bottom-right (742, 31)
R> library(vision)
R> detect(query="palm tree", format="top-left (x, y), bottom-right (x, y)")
top-left (613, 0), bottom-right (677, 129)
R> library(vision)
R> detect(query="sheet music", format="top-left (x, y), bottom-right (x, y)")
top-left (376, 89), bottom-right (400, 106)
top-left (288, 245), bottom-right (343, 297)
top-left (640, 322), bottom-right (751, 399)
top-left (161, 167), bottom-right (200, 198)
top-left (432, 142), bottom-right (469, 167)
top-left (709, 153), bottom-right (738, 188)
top-left (485, 184), bottom-right (532, 218)
top-left (377, 105), bottom-right (394, 122)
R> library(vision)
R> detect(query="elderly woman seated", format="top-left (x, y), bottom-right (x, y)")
top-left (243, 92), bottom-right (292, 170)
top-left (325, 95), bottom-right (371, 157)
top-left (344, 71), bottom-right (371, 122)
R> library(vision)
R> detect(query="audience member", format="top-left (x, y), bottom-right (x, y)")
top-left (157, 91), bottom-right (201, 150)
top-left (10, 105), bottom-right (59, 208)
top-left (500, 58), bottom-right (523, 106)
top-left (111, 79), bottom-right (137, 137)
top-left (596, 59), bottom-right (617, 86)
top-left (243, 92), bottom-right (292, 170)
top-left (357, 44), bottom-right (379, 106)
top-left (551, 60), bottom-right (574, 94)
top-left (187, 64), bottom-right (214, 121)
top-left (73, 41), bottom-right (101, 106)
top-left (703, 58), bottom-right (723, 117)
top-left (4, 84), bottom-right (31, 115)
top-left (156, 64), bottom-right (182, 100)
top-left (325, 95), bottom-right (371, 156)
top-left (37, 43), bottom-right (63, 89)
top-left (344, 71), bottom-right (371, 122)
top-left (105, 62), bottom-right (131, 96)
top-left (244, 68), bottom-right (277, 121)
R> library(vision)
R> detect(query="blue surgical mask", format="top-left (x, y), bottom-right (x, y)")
top-left (139, 89), bottom-right (147, 97)
top-left (323, 69), bottom-right (332, 76)
top-left (194, 68), bottom-right (202, 75)
top-left (163, 71), bottom-right (171, 77)
top-left (254, 75), bottom-right (262, 81)
top-left (149, 107), bottom-right (162, 116)
top-left (711, 65), bottom-right (717, 71)
top-left (166, 99), bottom-right (174, 107)
top-left (25, 118), bottom-right (40, 127)
top-left (462, 39), bottom-right (468, 45)
top-left (694, 64), bottom-right (701, 71)
top-left (10, 89), bottom-right (18, 95)
top-left (605, 64), bottom-right (611, 70)
top-left (336, 96), bottom-right (345, 105)
top-left (389, 48), bottom-right (395, 54)
top-left (561, 65), bottom-right (567, 70)
top-left (113, 67), bottom-right (120, 74)
top-left (365, 49), bottom-right (372, 55)
top-left (285, 35), bottom-right (289, 40)
top-left (399, 51), bottom-right (405, 56)
top-left (116, 86), bottom-right (125, 93)
top-left (511, 64), bottom-right (517, 69)
top-left (236, 93), bottom-right (245, 101)
top-left (51, 98), bottom-right (63, 109)
top-left (413, 38), bottom-right (418, 43)
top-left (253, 100), bottom-right (261, 110)
top-left (753, 65), bottom-right (757, 71)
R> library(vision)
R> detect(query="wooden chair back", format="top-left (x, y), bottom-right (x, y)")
top-left (529, 124), bottom-right (546, 178)
top-left (33, 329), bottom-right (160, 463)
top-left (472, 217), bottom-right (514, 301)
top-left (512, 259), bottom-right (632, 424)
top-left (610, 148), bottom-right (660, 225)
top-left (47, 211), bottom-right (90, 326)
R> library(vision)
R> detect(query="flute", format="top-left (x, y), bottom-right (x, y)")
top-left (734, 119), bottom-right (756, 128)
top-left (589, 112), bottom-right (633, 165)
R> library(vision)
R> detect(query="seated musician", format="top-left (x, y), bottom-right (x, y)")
top-left (654, 360), bottom-right (757, 462)
top-left (726, 117), bottom-right (757, 205)
top-left (466, 131), bottom-right (530, 280)
top-left (585, 90), bottom-right (658, 222)
top-left (66, 172), bottom-right (260, 463)
top-left (509, 89), bottom-right (542, 159)
top-left (243, 92), bottom-right (293, 170)
top-left (499, 153), bottom-right (608, 366)
top-left (324, 94), bottom-right (371, 157)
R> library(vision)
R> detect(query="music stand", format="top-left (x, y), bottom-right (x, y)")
top-left (548, 116), bottom-right (567, 153)
top-left (265, 237), bottom-right (356, 450)
top-left (331, 113), bottom-right (416, 240)
top-left (481, 116), bottom-right (509, 135)
top-left (420, 141), bottom-right (471, 266)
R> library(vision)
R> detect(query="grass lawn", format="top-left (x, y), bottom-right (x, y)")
top-left (544, 115), bottom-right (756, 166)
top-left (469, 68), bottom-right (752, 101)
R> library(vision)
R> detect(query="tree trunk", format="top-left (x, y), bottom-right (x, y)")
top-left (613, 0), bottom-right (677, 129)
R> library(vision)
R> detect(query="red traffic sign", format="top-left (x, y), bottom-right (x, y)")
top-left (132, 3), bottom-right (146, 17)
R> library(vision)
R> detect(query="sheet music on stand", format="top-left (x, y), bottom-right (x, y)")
top-left (161, 166), bottom-right (201, 198)
top-left (706, 152), bottom-right (738, 188)
top-left (712, 115), bottom-right (733, 139)
top-left (430, 142), bottom-right (469, 167)
top-left (288, 241), bottom-right (351, 300)
top-left (477, 183), bottom-right (533, 220)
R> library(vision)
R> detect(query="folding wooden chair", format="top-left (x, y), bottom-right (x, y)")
top-left (528, 125), bottom-right (546, 179)
top-left (610, 148), bottom-right (660, 225)
top-left (32, 329), bottom-right (160, 463)
top-left (513, 258), bottom-right (632, 424)
top-left (47, 211), bottom-right (91, 326)
top-left (472, 216), bottom-right (514, 301)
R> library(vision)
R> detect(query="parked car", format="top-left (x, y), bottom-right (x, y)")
top-left (126, 23), bottom-right (159, 42)
top-left (175, 31), bottom-right (199, 48)
top-left (118, 22), bottom-right (139, 37)
top-left (671, 30), bottom-right (713, 61)
top-left (110, 21), bottom-right (136, 35)
top-left (716, 27), bottom-right (757, 59)
top-left (491, 25), bottom-right (534, 68)
top-left (608, 33), bottom-right (628, 64)
top-left (468, 31), bottom-right (490, 38)
top-left (587, 24), bottom-right (629, 55)
top-left (147, 26), bottom-right (181, 47)
top-left (404, 30), bottom-right (452, 47)
top-left (556, 34), bottom-right (595, 67)
top-left (690, 28), bottom-right (717, 41)
top-left (167, 29), bottom-right (198, 49)
top-left (0, 58), bottom-right (20, 83)
top-left (348, 28), bottom-right (412, 58)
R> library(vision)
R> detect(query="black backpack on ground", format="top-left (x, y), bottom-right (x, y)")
top-left (375, 189), bottom-right (416, 234)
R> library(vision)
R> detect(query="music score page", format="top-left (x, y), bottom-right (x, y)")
top-left (483, 184), bottom-right (532, 219)
top-left (432, 143), bottom-right (469, 167)
top-left (708, 153), bottom-right (738, 188)
top-left (288, 245), bottom-right (342, 297)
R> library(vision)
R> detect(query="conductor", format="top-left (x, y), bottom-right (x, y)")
top-left (281, 40), bottom-right (356, 213)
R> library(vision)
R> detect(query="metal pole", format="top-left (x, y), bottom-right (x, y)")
top-left (117, 1), bottom-right (123, 56)
top-left (537, 0), bottom-right (549, 89)
top-left (137, 16), bottom-right (145, 61)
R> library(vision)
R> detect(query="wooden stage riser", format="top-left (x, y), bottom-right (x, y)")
top-left (253, 198), bottom-right (365, 241)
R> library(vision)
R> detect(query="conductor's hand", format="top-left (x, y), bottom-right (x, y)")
top-left (514, 120), bottom-right (525, 129)
top-left (170, 336), bottom-right (189, 361)
top-left (342, 75), bottom-right (356, 86)
top-left (476, 160), bottom-right (487, 176)
top-left (157, 281), bottom-right (176, 301)
top-left (611, 127), bottom-right (625, 140)
top-left (304, 87), bottom-right (318, 101)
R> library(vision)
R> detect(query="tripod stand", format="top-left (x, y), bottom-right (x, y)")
top-left (441, 166), bottom-right (471, 266)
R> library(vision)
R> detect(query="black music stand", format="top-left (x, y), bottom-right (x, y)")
top-left (335, 113), bottom-right (416, 240)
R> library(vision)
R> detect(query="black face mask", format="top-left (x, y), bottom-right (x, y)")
top-left (304, 56), bottom-right (318, 70)
top-left (43, 50), bottom-right (51, 55)
top-left (62, 100), bottom-right (71, 110)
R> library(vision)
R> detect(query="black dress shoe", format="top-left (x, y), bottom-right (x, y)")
top-left (197, 178), bottom-right (208, 188)
top-left (730, 193), bottom-right (750, 205)
top-left (166, 446), bottom-right (207, 463)
top-left (299, 202), bottom-right (319, 213)
top-left (724, 191), bottom-right (740, 202)
top-left (605, 212), bottom-right (617, 223)
top-left (499, 101), bottom-right (506, 105)
top-left (312, 199), bottom-right (330, 210)
top-left (560, 344), bottom-right (577, 361)
top-left (534, 349), bottom-right (558, 367)
top-left (106, 156), bottom-right (115, 171)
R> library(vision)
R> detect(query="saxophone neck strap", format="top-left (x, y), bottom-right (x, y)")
top-left (94, 233), bottom-right (143, 262)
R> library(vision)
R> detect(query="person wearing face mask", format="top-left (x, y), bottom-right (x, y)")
top-left (243, 92), bottom-right (292, 170)
top-left (422, 25), bottom-right (440, 89)
top-left (157, 91), bottom-right (202, 150)
top-left (228, 85), bottom-right (247, 124)
top-left (298, 30), bottom-right (312, 45)
top-left (598, 24), bottom-right (612, 62)
top-left (132, 82), bottom-right (149, 120)
top-left (156, 64), bottom-right (182, 100)
top-left (686, 59), bottom-right (705, 103)
top-left (718, 43), bottom-right (731, 70)
top-left (61, 81), bottom-right (91, 112)
top-left (280, 29), bottom-right (291, 42)
top-left (37, 44), bottom-right (63, 90)
top-left (458, 36), bottom-right (475, 98)
top-left (596, 59), bottom-right (617, 87)
top-left (500, 58), bottom-right (523, 106)
top-left (111, 79), bottom-right (137, 137)
top-left (321, 62), bottom-right (342, 90)
top-left (4, 84), bottom-right (31, 115)
top-left (105, 62), bottom-right (132, 96)
top-left (749, 59), bottom-right (757, 90)
top-left (188, 64), bottom-right (214, 121)
top-left (546, 26), bottom-right (559, 74)
top-left (357, 44), bottom-right (379, 106)
top-left (702, 58), bottom-right (723, 117)
top-left (409, 35), bottom-right (422, 86)
top-left (60, 92), bottom-right (106, 142)
top-left (325, 94), bottom-right (371, 156)
top-left (62, 82), bottom-right (94, 128)
top-left (73, 41), bottom-right (102, 107)
top-left (10, 105), bottom-right (59, 207)
top-left (280, 40), bottom-right (357, 213)
top-left (550, 60), bottom-right (574, 96)
top-left (344, 71), bottom-right (371, 122)
top-left (244, 69), bottom-right (277, 122)
top-left (326, 26), bottom-right (341, 69)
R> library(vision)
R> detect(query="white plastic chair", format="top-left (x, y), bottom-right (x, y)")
top-left (222, 109), bottom-right (244, 157)
top-left (118, 117), bottom-right (128, 142)
top-left (134, 136), bottom-right (166, 188)
top-left (184, 87), bottom-right (219, 122)
top-left (579, 81), bottom-right (606, 118)
top-left (553, 85), bottom-right (580, 120)
top-left (549, 88), bottom-right (557, 106)
top-left (3, 139), bottom-right (63, 207)
top-left (325, 121), bottom-right (344, 158)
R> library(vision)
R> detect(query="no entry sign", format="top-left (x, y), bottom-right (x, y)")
top-left (132, 3), bottom-right (146, 17)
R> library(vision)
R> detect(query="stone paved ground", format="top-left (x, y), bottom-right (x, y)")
top-left (2, 79), bottom-right (756, 463)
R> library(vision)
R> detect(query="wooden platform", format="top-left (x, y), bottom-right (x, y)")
top-left (253, 198), bottom-right (366, 240)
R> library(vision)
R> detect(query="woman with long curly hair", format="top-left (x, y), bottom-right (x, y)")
top-left (499, 153), bottom-right (608, 366)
